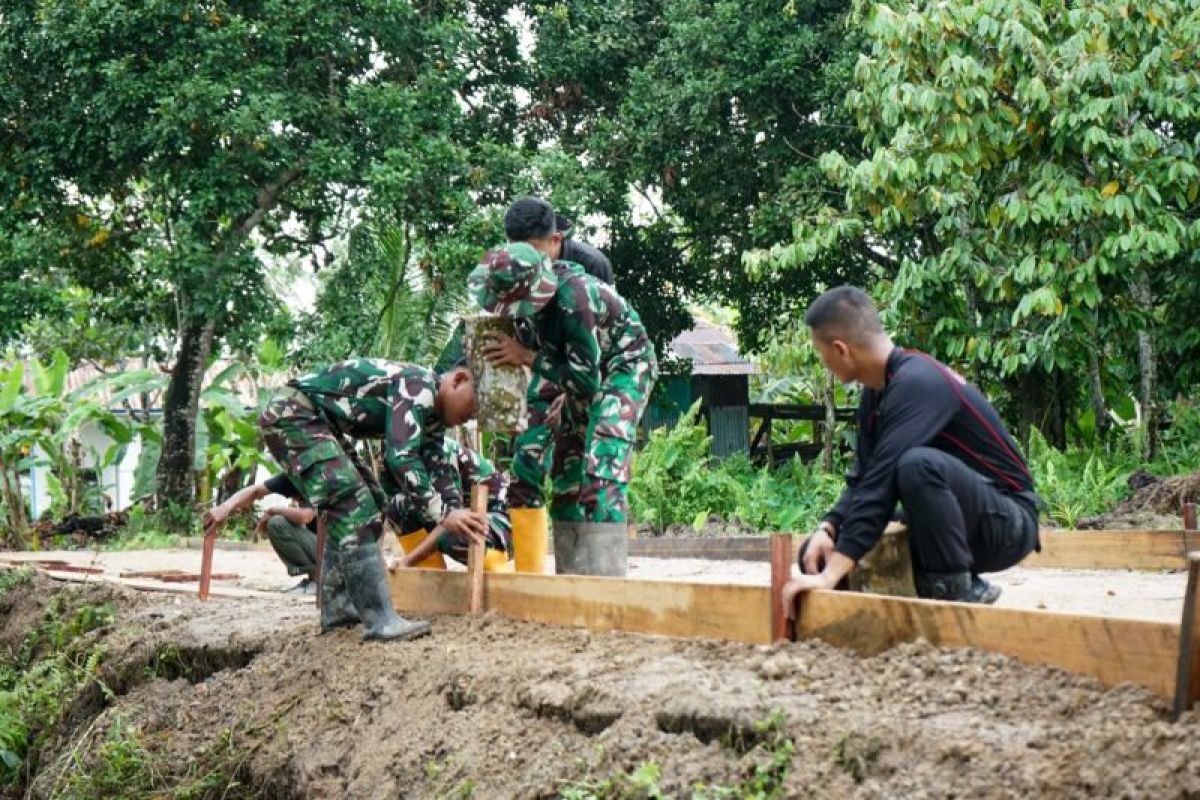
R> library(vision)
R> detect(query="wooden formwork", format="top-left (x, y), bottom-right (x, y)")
top-left (627, 528), bottom-right (1200, 572)
top-left (388, 534), bottom-right (1200, 717)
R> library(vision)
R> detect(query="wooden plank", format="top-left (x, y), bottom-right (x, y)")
top-left (769, 533), bottom-right (794, 642)
top-left (467, 485), bottom-right (487, 614)
top-left (629, 530), bottom-right (1200, 572)
top-left (1026, 530), bottom-right (1199, 571)
top-left (1173, 553), bottom-right (1200, 718)
top-left (389, 568), bottom-right (773, 644)
top-left (796, 588), bottom-right (1180, 700)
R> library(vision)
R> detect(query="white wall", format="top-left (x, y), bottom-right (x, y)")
top-left (28, 423), bottom-right (143, 518)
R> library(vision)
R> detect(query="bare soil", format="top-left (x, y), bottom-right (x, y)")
top-left (5, 572), bottom-right (1200, 799)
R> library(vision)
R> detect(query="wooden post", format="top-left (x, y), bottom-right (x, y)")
top-left (1184, 502), bottom-right (1197, 532)
top-left (315, 514), bottom-right (327, 609)
top-left (1174, 553), bottom-right (1200, 719)
top-left (198, 528), bottom-right (217, 602)
top-left (468, 485), bottom-right (488, 614)
top-left (769, 533), bottom-right (795, 642)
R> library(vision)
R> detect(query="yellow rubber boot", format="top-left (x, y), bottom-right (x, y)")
top-left (397, 529), bottom-right (447, 570)
top-left (510, 507), bottom-right (549, 573)
top-left (483, 548), bottom-right (515, 573)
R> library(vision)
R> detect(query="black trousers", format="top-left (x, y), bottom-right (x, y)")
top-left (802, 447), bottom-right (1040, 576)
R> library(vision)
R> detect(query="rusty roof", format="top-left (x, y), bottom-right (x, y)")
top-left (667, 319), bottom-right (757, 376)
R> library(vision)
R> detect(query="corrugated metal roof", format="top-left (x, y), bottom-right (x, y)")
top-left (668, 320), bottom-right (757, 376)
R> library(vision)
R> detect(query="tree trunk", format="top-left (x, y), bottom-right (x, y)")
top-left (1133, 270), bottom-right (1158, 462)
top-left (155, 317), bottom-right (215, 510)
top-left (821, 370), bottom-right (836, 472)
top-left (0, 456), bottom-right (29, 542)
top-left (1087, 342), bottom-right (1110, 441)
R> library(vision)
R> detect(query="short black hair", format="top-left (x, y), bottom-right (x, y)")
top-left (804, 286), bottom-right (884, 344)
top-left (505, 197), bottom-right (557, 241)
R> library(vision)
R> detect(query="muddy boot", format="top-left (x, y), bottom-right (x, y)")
top-left (319, 542), bottom-right (360, 633)
top-left (915, 571), bottom-right (989, 602)
top-left (343, 541), bottom-right (431, 642)
top-left (553, 521), bottom-right (627, 577)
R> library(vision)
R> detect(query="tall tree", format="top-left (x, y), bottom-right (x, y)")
top-left (1, 0), bottom-right (519, 507)
top-left (772, 0), bottom-right (1200, 449)
top-left (523, 0), bottom-right (872, 352)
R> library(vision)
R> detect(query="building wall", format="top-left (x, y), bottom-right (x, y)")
top-left (29, 424), bottom-right (143, 518)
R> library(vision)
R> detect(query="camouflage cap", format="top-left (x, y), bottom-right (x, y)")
top-left (468, 242), bottom-right (559, 318)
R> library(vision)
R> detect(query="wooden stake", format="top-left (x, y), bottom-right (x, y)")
top-left (467, 485), bottom-right (488, 614)
top-left (1184, 503), bottom-right (1197, 533)
top-left (1174, 553), bottom-right (1200, 719)
top-left (198, 528), bottom-right (216, 602)
top-left (315, 514), bottom-right (327, 610)
top-left (769, 533), bottom-right (795, 642)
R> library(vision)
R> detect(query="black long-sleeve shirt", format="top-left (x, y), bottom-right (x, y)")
top-left (827, 348), bottom-right (1036, 562)
top-left (561, 239), bottom-right (613, 285)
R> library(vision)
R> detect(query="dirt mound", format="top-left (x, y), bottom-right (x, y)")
top-left (1078, 470), bottom-right (1200, 529)
top-left (5, 571), bottom-right (1200, 798)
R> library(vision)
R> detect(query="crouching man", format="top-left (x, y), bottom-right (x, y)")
top-left (782, 286), bottom-right (1042, 615)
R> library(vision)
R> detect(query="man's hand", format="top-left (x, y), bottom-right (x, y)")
top-left (441, 509), bottom-right (489, 544)
top-left (780, 573), bottom-right (838, 619)
top-left (801, 524), bottom-right (836, 575)
top-left (481, 333), bottom-right (535, 368)
top-left (202, 504), bottom-right (231, 538)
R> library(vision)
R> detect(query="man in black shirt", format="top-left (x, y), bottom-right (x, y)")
top-left (782, 286), bottom-right (1041, 612)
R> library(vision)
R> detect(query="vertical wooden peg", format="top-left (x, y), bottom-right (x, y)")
top-left (468, 485), bottom-right (488, 614)
top-left (770, 533), bottom-right (796, 642)
top-left (315, 513), bottom-right (328, 609)
top-left (198, 527), bottom-right (217, 602)
top-left (1173, 553), bottom-right (1200, 719)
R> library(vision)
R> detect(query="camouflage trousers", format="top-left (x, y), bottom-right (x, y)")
top-left (509, 363), bottom-right (653, 523)
top-left (384, 493), bottom-right (513, 566)
top-left (258, 387), bottom-right (384, 547)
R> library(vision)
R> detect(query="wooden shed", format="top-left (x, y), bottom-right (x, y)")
top-left (643, 320), bottom-right (756, 458)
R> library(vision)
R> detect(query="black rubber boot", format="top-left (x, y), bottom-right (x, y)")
top-left (343, 541), bottom-right (431, 642)
top-left (319, 541), bottom-right (360, 633)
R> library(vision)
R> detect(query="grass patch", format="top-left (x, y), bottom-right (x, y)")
top-left (0, 589), bottom-right (115, 790)
top-left (560, 712), bottom-right (796, 800)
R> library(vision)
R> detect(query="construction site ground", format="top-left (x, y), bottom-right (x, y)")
top-left (3, 561), bottom-right (1200, 799)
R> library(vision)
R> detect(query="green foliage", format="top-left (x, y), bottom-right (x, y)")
top-left (630, 403), bottom-right (844, 533)
top-left (0, 567), bottom-right (33, 602)
top-left (763, 0), bottom-right (1200, 446)
top-left (524, 0), bottom-right (872, 352)
top-left (52, 717), bottom-right (261, 800)
top-left (630, 402), bottom-right (746, 532)
top-left (0, 592), bottom-right (115, 790)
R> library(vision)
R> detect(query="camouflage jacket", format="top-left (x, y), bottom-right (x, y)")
top-left (527, 262), bottom-right (658, 400)
top-left (380, 436), bottom-right (507, 516)
top-left (292, 358), bottom-right (458, 528)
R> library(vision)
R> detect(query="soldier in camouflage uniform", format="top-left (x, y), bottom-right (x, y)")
top-left (468, 242), bottom-right (658, 577)
top-left (383, 436), bottom-right (512, 567)
top-left (257, 358), bottom-right (486, 640)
